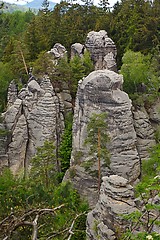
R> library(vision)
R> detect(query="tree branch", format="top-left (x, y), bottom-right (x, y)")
top-left (67, 212), bottom-right (86, 240)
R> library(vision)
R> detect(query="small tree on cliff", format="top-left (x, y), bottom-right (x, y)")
top-left (29, 140), bottom-right (58, 188)
top-left (85, 112), bottom-right (110, 193)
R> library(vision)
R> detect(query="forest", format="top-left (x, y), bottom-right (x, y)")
top-left (0, 0), bottom-right (159, 112)
top-left (0, 0), bottom-right (160, 239)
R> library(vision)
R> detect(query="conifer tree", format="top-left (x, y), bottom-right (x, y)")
top-left (98, 0), bottom-right (109, 12)
top-left (85, 113), bottom-right (110, 193)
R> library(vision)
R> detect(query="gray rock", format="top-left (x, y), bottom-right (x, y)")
top-left (71, 43), bottom-right (85, 58)
top-left (48, 43), bottom-right (67, 59)
top-left (27, 79), bottom-right (44, 94)
top-left (4, 99), bottom-right (22, 131)
top-left (132, 107), bottom-right (156, 159)
top-left (64, 69), bottom-right (140, 207)
top-left (85, 30), bottom-right (117, 71)
top-left (8, 114), bottom-right (28, 173)
top-left (0, 123), bottom-right (8, 171)
top-left (7, 80), bottom-right (18, 107)
top-left (148, 100), bottom-right (160, 123)
top-left (0, 76), bottom-right (65, 174)
top-left (86, 175), bottom-right (137, 240)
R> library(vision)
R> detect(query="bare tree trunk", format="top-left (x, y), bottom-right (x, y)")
top-left (32, 215), bottom-right (39, 240)
top-left (19, 43), bottom-right (28, 75)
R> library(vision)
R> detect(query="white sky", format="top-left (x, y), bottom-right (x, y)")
top-left (4, 0), bottom-right (118, 7)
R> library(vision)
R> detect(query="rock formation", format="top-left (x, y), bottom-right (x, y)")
top-left (7, 80), bottom-right (18, 107)
top-left (85, 30), bottom-right (117, 71)
top-left (47, 43), bottom-right (67, 62)
top-left (86, 175), bottom-right (137, 240)
top-left (0, 75), bottom-right (65, 174)
top-left (0, 122), bottom-right (8, 170)
top-left (71, 43), bottom-right (85, 59)
top-left (64, 69), bottom-right (140, 207)
top-left (0, 30), bottom-right (159, 239)
top-left (71, 30), bottom-right (117, 72)
top-left (133, 106), bottom-right (156, 160)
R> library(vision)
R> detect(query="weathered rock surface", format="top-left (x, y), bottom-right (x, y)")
top-left (1, 75), bottom-right (64, 174)
top-left (7, 80), bottom-right (18, 107)
top-left (47, 43), bottom-right (67, 62)
top-left (71, 43), bottom-right (85, 58)
top-left (86, 175), bottom-right (137, 240)
top-left (64, 69), bottom-right (140, 206)
top-left (0, 123), bottom-right (8, 171)
top-left (85, 30), bottom-right (117, 71)
top-left (148, 99), bottom-right (160, 124)
top-left (132, 107), bottom-right (156, 159)
top-left (8, 114), bottom-right (28, 172)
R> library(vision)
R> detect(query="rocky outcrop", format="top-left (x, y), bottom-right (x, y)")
top-left (71, 43), bottom-right (85, 59)
top-left (133, 107), bottom-right (156, 159)
top-left (148, 99), bottom-right (160, 124)
top-left (1, 76), bottom-right (64, 174)
top-left (64, 69), bottom-right (140, 207)
top-left (0, 122), bottom-right (9, 171)
top-left (7, 80), bottom-right (18, 107)
top-left (86, 175), bottom-right (137, 240)
top-left (85, 30), bottom-right (117, 71)
top-left (48, 43), bottom-right (67, 60)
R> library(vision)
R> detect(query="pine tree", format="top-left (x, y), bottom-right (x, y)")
top-left (30, 141), bottom-right (57, 189)
top-left (85, 113), bottom-right (110, 193)
top-left (98, 0), bottom-right (109, 12)
top-left (41, 0), bottom-right (50, 13)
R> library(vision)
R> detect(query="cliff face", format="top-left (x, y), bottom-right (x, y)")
top-left (0, 76), bottom-right (65, 173)
top-left (64, 69), bottom-right (140, 206)
top-left (86, 175), bottom-right (137, 240)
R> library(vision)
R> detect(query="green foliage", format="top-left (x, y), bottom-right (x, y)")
top-left (29, 140), bottom-right (58, 188)
top-left (0, 166), bottom-right (88, 239)
top-left (59, 113), bottom-right (73, 174)
top-left (85, 112), bottom-right (110, 166)
top-left (32, 50), bottom-right (55, 77)
top-left (0, 128), bottom-right (10, 137)
top-left (110, 0), bottom-right (160, 67)
top-left (70, 54), bottom-right (85, 95)
top-left (83, 50), bottom-right (94, 75)
top-left (0, 61), bottom-right (14, 112)
top-left (98, 0), bottom-right (109, 12)
top-left (121, 50), bottom-right (155, 94)
top-left (121, 143), bottom-right (160, 239)
top-left (85, 112), bottom-right (110, 192)
top-left (54, 51), bottom-right (94, 100)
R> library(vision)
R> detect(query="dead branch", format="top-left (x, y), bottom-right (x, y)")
top-left (67, 212), bottom-right (87, 240)
top-left (32, 214), bottom-right (39, 240)
top-left (1, 204), bottom-right (65, 240)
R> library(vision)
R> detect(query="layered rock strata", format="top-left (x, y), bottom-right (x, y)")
top-left (132, 107), bottom-right (156, 160)
top-left (85, 30), bottom-right (117, 71)
top-left (0, 76), bottom-right (64, 174)
top-left (64, 69), bottom-right (140, 207)
top-left (86, 175), bottom-right (138, 240)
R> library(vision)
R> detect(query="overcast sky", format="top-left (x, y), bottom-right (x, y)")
top-left (4, 0), bottom-right (118, 7)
